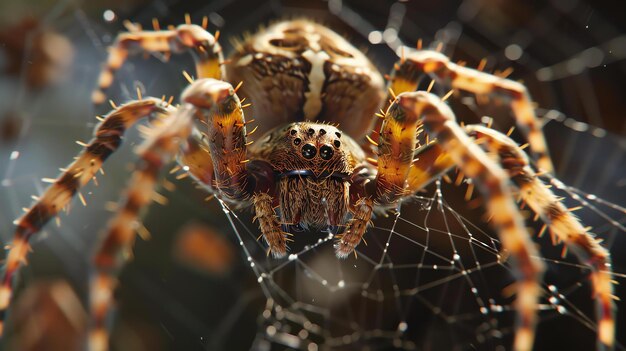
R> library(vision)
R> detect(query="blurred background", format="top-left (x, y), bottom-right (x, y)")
top-left (0, 0), bottom-right (625, 350)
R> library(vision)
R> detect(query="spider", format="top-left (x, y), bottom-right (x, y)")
top-left (0, 18), bottom-right (615, 351)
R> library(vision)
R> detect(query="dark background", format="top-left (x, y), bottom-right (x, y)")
top-left (0, 0), bottom-right (625, 350)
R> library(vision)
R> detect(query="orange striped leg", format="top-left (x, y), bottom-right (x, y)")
top-left (92, 24), bottom-right (223, 104)
top-left (177, 128), bottom-right (216, 187)
top-left (0, 98), bottom-right (172, 334)
top-left (405, 142), bottom-right (455, 193)
top-left (89, 107), bottom-right (195, 351)
top-left (198, 83), bottom-right (251, 202)
top-left (390, 91), bottom-right (544, 351)
top-left (89, 79), bottom-right (238, 351)
top-left (466, 125), bottom-right (615, 350)
top-left (373, 96), bottom-right (423, 206)
top-left (388, 49), bottom-right (553, 173)
top-left (205, 83), bottom-right (281, 255)
top-left (403, 125), bottom-right (615, 349)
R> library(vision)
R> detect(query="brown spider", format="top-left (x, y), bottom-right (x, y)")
top-left (0, 18), bottom-right (615, 351)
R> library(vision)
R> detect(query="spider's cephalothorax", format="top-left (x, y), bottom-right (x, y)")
top-left (250, 122), bottom-right (367, 231)
top-left (0, 18), bottom-right (615, 351)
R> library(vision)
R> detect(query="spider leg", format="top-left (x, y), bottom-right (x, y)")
top-left (403, 125), bottom-right (615, 349)
top-left (199, 83), bottom-right (252, 202)
top-left (177, 127), bottom-right (216, 187)
top-left (0, 98), bottom-right (173, 334)
top-left (179, 78), bottom-right (284, 261)
top-left (333, 80), bottom-right (426, 256)
top-left (92, 24), bottom-right (223, 104)
top-left (380, 91), bottom-right (544, 351)
top-left (189, 80), bottom-right (283, 255)
top-left (89, 78), bottom-right (235, 351)
top-left (373, 90), bottom-right (423, 206)
top-left (335, 197), bottom-right (373, 258)
top-left (253, 193), bottom-right (288, 258)
top-left (388, 49), bottom-right (554, 173)
top-left (465, 125), bottom-right (615, 350)
top-left (405, 142), bottom-right (454, 192)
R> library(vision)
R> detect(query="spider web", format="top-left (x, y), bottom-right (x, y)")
top-left (0, 0), bottom-right (625, 350)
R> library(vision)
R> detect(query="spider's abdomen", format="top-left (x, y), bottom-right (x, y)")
top-left (226, 19), bottom-right (384, 139)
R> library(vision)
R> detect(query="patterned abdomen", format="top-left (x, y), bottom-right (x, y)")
top-left (226, 20), bottom-right (384, 139)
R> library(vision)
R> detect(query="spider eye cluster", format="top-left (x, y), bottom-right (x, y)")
top-left (289, 126), bottom-right (340, 160)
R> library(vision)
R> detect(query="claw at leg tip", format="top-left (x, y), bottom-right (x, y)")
top-left (334, 242), bottom-right (355, 259)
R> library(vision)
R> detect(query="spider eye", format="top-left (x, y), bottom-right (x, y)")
top-left (290, 129), bottom-right (297, 136)
top-left (301, 144), bottom-right (317, 159)
top-left (319, 145), bottom-right (334, 160)
top-left (333, 140), bottom-right (341, 148)
top-left (293, 138), bottom-right (302, 145)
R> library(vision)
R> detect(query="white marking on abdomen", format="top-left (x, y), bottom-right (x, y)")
top-left (301, 49), bottom-right (330, 120)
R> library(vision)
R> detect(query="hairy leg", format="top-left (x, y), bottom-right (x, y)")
top-left (252, 192), bottom-right (288, 258)
top-left (89, 78), bottom-right (235, 351)
top-left (92, 24), bottom-right (223, 104)
top-left (465, 125), bottom-right (615, 350)
top-left (0, 98), bottom-right (172, 334)
top-left (373, 90), bottom-right (422, 206)
top-left (388, 91), bottom-right (544, 351)
top-left (334, 197), bottom-right (373, 258)
top-left (89, 105), bottom-right (196, 351)
top-left (180, 79), bottom-right (284, 261)
top-left (405, 142), bottom-right (454, 192)
top-left (198, 81), bottom-right (252, 202)
top-left (403, 124), bottom-right (615, 349)
top-left (176, 127), bottom-right (216, 186)
top-left (388, 49), bottom-right (553, 173)
top-left (332, 83), bottom-right (427, 257)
